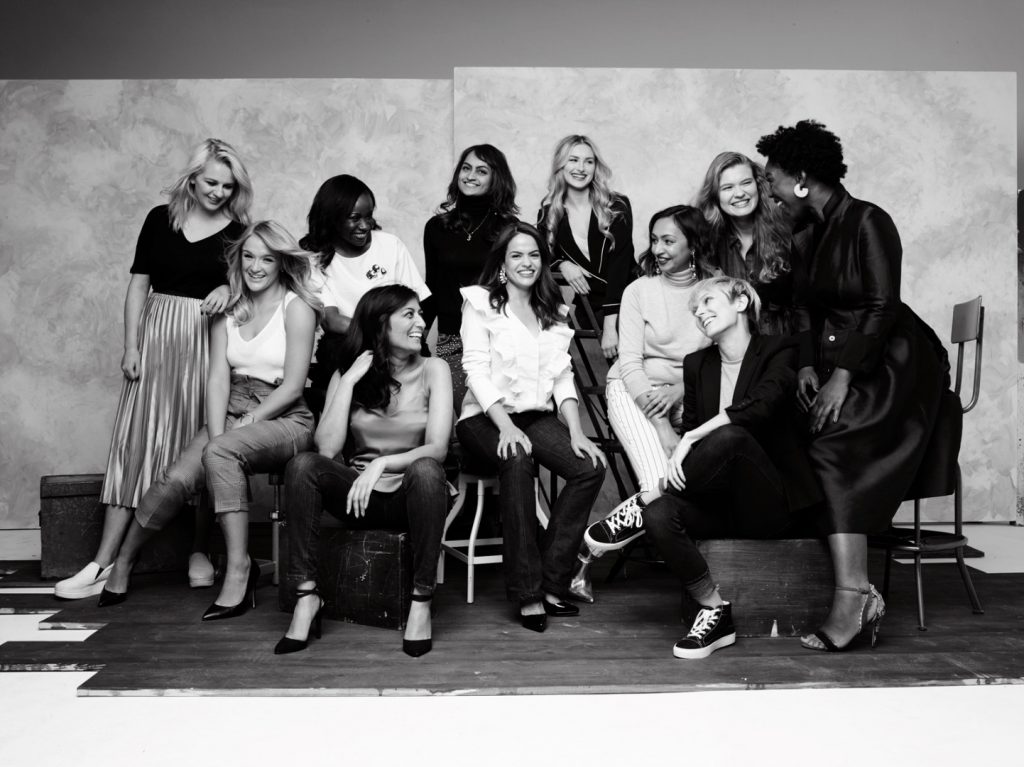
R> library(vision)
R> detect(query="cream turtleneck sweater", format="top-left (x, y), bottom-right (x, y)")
top-left (607, 270), bottom-right (710, 400)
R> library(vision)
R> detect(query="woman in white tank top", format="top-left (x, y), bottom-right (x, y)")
top-left (97, 221), bottom-right (323, 621)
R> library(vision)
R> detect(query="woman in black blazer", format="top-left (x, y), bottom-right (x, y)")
top-left (537, 134), bottom-right (634, 358)
top-left (643, 276), bottom-right (821, 660)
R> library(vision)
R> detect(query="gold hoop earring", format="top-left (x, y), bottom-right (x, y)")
top-left (794, 183), bottom-right (809, 199)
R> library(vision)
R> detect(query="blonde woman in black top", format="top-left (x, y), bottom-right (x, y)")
top-left (537, 134), bottom-right (634, 359)
top-left (55, 138), bottom-right (253, 600)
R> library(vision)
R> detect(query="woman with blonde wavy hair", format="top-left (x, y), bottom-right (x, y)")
top-left (537, 134), bottom-right (634, 359)
top-left (695, 151), bottom-right (794, 335)
top-left (97, 221), bottom-right (322, 622)
top-left (56, 138), bottom-right (254, 601)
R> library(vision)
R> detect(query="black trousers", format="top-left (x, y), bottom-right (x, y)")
top-left (643, 425), bottom-right (792, 601)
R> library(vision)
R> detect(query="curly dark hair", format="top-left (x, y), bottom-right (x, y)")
top-left (338, 284), bottom-right (421, 411)
top-left (300, 174), bottom-right (381, 269)
top-left (755, 119), bottom-right (848, 187)
top-left (479, 221), bottom-right (567, 330)
top-left (636, 205), bottom-right (715, 279)
top-left (438, 144), bottom-right (519, 238)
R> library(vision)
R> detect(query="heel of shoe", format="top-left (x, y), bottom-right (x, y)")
top-left (403, 592), bottom-right (433, 657)
top-left (312, 608), bottom-right (323, 640)
top-left (274, 586), bottom-right (323, 655)
top-left (867, 584), bottom-right (886, 649)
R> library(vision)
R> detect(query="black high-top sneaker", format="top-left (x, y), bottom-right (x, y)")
top-left (584, 492), bottom-right (646, 552)
top-left (673, 601), bottom-right (737, 659)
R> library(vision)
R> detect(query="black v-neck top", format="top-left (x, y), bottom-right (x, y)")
top-left (129, 205), bottom-right (241, 298)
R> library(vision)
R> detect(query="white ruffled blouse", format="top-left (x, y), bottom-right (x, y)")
top-left (458, 285), bottom-right (577, 420)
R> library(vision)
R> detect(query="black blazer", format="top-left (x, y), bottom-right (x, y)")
top-left (537, 194), bottom-right (634, 315)
top-left (681, 335), bottom-right (821, 512)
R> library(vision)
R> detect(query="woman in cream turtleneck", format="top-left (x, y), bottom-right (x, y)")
top-left (582, 205), bottom-right (713, 559)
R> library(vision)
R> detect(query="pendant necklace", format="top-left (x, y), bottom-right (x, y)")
top-left (464, 210), bottom-right (492, 241)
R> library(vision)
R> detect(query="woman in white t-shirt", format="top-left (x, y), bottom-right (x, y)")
top-left (97, 221), bottom-right (322, 621)
top-left (300, 175), bottom-right (430, 392)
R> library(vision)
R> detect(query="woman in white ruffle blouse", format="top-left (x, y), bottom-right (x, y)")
top-left (456, 221), bottom-right (607, 633)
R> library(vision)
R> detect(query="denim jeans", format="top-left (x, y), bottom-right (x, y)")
top-left (456, 411), bottom-right (606, 605)
top-left (135, 375), bottom-right (314, 530)
top-left (643, 425), bottom-right (791, 601)
top-left (284, 453), bottom-right (449, 594)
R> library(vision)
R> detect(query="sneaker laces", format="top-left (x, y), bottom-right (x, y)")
top-left (604, 495), bottom-right (644, 535)
top-left (688, 606), bottom-right (722, 639)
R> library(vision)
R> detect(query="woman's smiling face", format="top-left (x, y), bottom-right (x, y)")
top-left (716, 162), bottom-right (759, 219)
top-left (240, 235), bottom-right (280, 293)
top-left (503, 233), bottom-right (543, 291)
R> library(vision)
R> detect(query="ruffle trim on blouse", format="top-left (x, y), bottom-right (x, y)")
top-left (460, 286), bottom-right (574, 405)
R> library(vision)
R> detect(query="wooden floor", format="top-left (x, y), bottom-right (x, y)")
top-left (1, 555), bottom-right (1022, 697)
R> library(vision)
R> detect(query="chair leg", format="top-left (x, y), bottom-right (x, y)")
top-left (271, 481), bottom-right (281, 586)
top-left (466, 486), bottom-right (488, 604)
top-left (955, 547), bottom-right (984, 615)
top-left (605, 540), bottom-right (633, 584)
top-left (914, 552), bottom-right (927, 631)
top-left (881, 549), bottom-right (892, 600)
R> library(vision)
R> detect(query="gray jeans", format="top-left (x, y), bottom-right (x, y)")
top-left (135, 375), bottom-right (314, 529)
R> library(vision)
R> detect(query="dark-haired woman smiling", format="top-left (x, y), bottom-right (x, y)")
top-left (279, 284), bottom-right (453, 657)
top-left (423, 144), bottom-right (519, 407)
top-left (456, 222), bottom-right (607, 632)
top-left (756, 119), bottom-right (948, 652)
top-left (300, 174), bottom-right (430, 390)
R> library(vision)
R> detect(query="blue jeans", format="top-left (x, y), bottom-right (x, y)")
top-left (643, 425), bottom-right (791, 601)
top-left (456, 411), bottom-right (606, 605)
top-left (135, 375), bottom-right (314, 529)
top-left (284, 453), bottom-right (449, 594)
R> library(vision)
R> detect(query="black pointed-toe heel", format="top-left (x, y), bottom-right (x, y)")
top-left (97, 587), bottom-right (127, 607)
top-left (402, 593), bottom-right (433, 658)
top-left (543, 599), bottom-right (580, 617)
top-left (518, 603), bottom-right (548, 633)
top-left (202, 555), bottom-right (259, 622)
top-left (274, 587), bottom-right (324, 655)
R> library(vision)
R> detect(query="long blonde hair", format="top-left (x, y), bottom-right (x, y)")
top-left (695, 151), bottom-right (790, 284)
top-left (540, 135), bottom-right (621, 254)
top-left (163, 138), bottom-right (253, 232)
top-left (225, 221), bottom-right (323, 325)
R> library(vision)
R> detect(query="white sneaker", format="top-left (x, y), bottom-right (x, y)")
top-left (54, 562), bottom-right (112, 600)
top-left (188, 552), bottom-right (215, 588)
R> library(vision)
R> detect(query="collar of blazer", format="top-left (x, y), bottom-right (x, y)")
top-left (697, 336), bottom-right (766, 414)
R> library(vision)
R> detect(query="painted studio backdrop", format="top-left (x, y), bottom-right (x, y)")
top-left (455, 66), bottom-right (1018, 524)
top-left (0, 77), bottom-right (452, 531)
top-left (0, 67), bottom-right (1017, 535)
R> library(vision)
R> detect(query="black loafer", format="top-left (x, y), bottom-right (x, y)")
top-left (543, 600), bottom-right (580, 617)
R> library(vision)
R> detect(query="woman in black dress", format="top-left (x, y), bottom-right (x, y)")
top-left (695, 151), bottom-right (795, 335)
top-left (756, 120), bottom-right (949, 651)
top-left (537, 134), bottom-right (634, 359)
top-left (423, 144), bottom-right (518, 408)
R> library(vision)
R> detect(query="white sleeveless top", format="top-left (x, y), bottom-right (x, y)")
top-left (226, 292), bottom-right (297, 385)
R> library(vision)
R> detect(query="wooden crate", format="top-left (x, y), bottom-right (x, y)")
top-left (39, 474), bottom-right (193, 579)
top-left (690, 538), bottom-right (835, 637)
top-left (278, 521), bottom-right (412, 631)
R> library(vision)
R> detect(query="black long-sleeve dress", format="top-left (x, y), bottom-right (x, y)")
top-left (793, 187), bottom-right (949, 534)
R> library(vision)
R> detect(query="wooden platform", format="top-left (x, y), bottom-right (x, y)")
top-left (0, 555), bottom-right (1021, 697)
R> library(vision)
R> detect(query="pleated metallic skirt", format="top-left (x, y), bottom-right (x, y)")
top-left (100, 293), bottom-right (209, 509)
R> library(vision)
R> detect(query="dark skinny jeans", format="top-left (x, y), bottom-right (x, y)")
top-left (456, 411), bottom-right (606, 605)
top-left (643, 425), bottom-right (792, 602)
top-left (284, 453), bottom-right (448, 595)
